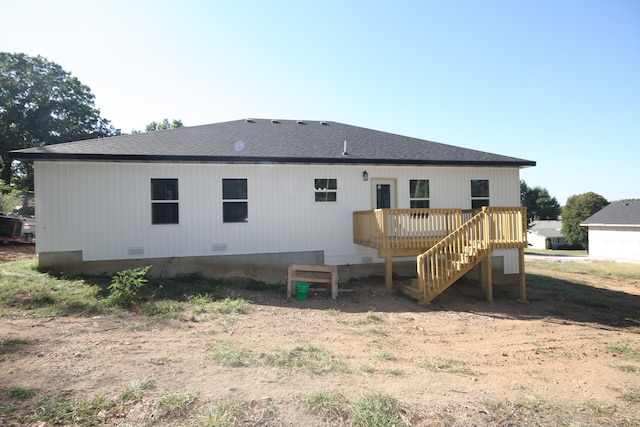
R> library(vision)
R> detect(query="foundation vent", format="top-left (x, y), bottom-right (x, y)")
top-left (127, 246), bottom-right (144, 256)
top-left (212, 243), bottom-right (228, 252)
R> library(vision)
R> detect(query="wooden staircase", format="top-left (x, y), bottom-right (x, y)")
top-left (403, 207), bottom-right (526, 304)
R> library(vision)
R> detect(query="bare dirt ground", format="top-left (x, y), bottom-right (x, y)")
top-left (1, 244), bottom-right (639, 426)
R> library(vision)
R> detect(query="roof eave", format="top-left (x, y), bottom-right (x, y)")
top-left (9, 152), bottom-right (537, 167)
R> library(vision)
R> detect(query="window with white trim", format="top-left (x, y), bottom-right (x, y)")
top-left (314, 178), bottom-right (337, 202)
top-left (409, 179), bottom-right (430, 208)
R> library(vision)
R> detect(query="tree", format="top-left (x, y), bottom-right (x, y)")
top-left (0, 52), bottom-right (119, 189)
top-left (562, 192), bottom-right (609, 248)
top-left (132, 118), bottom-right (183, 134)
top-left (520, 180), bottom-right (560, 224)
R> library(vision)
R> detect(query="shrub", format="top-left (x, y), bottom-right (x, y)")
top-left (106, 265), bottom-right (152, 308)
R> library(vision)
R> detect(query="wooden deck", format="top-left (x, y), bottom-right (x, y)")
top-left (353, 207), bottom-right (527, 303)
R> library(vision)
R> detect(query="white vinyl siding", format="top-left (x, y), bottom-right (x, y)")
top-left (34, 162), bottom-right (522, 270)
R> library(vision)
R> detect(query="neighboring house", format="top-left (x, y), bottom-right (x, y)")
top-left (527, 220), bottom-right (569, 250)
top-left (581, 201), bottom-right (640, 262)
top-left (11, 119), bottom-right (535, 301)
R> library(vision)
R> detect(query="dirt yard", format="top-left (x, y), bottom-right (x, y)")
top-left (1, 244), bottom-right (639, 426)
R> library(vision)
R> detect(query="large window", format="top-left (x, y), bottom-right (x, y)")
top-left (223, 179), bottom-right (248, 223)
top-left (409, 179), bottom-right (430, 208)
top-left (471, 179), bottom-right (490, 209)
top-left (151, 179), bottom-right (179, 224)
top-left (315, 178), bottom-right (337, 202)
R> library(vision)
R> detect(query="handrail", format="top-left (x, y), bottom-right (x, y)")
top-left (416, 207), bottom-right (526, 301)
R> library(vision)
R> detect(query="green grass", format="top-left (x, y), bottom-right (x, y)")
top-left (0, 260), bottom-right (256, 321)
top-left (298, 390), bottom-right (350, 421)
top-left (349, 391), bottom-right (409, 427)
top-left (6, 386), bottom-right (38, 399)
top-left (527, 258), bottom-right (640, 281)
top-left (606, 343), bottom-right (640, 361)
top-left (417, 356), bottom-right (472, 374)
top-left (209, 341), bottom-right (349, 374)
top-left (196, 398), bottom-right (252, 427)
top-left (622, 387), bottom-right (640, 403)
top-left (156, 390), bottom-right (199, 417)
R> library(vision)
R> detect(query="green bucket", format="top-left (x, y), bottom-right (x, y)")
top-left (296, 281), bottom-right (310, 300)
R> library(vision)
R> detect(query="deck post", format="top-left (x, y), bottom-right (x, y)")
top-left (385, 256), bottom-right (393, 288)
top-left (518, 247), bottom-right (528, 303)
top-left (484, 255), bottom-right (493, 303)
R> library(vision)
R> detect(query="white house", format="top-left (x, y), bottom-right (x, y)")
top-left (581, 201), bottom-right (640, 262)
top-left (527, 220), bottom-right (569, 250)
top-left (11, 119), bottom-right (535, 300)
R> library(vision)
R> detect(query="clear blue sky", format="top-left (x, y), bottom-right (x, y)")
top-left (2, 0), bottom-right (638, 204)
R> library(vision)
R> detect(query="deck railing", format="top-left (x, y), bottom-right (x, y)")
top-left (353, 208), bottom-right (469, 251)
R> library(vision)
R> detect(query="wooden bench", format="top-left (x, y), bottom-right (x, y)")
top-left (287, 264), bottom-right (339, 300)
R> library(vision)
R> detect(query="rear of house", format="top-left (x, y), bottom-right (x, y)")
top-left (11, 119), bottom-right (535, 290)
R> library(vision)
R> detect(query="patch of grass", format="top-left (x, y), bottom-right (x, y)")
top-left (613, 364), bottom-right (638, 373)
top-left (0, 261), bottom-right (105, 317)
top-left (622, 387), bottom-right (640, 403)
top-left (156, 390), bottom-right (198, 417)
top-left (417, 357), bottom-right (471, 374)
top-left (31, 393), bottom-right (110, 427)
top-left (606, 343), bottom-right (640, 361)
top-left (119, 377), bottom-right (154, 402)
top-left (6, 386), bottom-right (38, 399)
top-left (375, 351), bottom-right (395, 361)
top-left (0, 337), bottom-right (33, 361)
top-left (209, 341), bottom-right (259, 367)
top-left (209, 342), bottom-right (349, 374)
top-left (298, 390), bottom-right (349, 421)
top-left (263, 344), bottom-right (349, 375)
top-left (527, 258), bottom-right (640, 281)
top-left (137, 299), bottom-right (185, 318)
top-left (211, 297), bottom-right (250, 314)
top-left (349, 391), bottom-right (409, 427)
top-left (196, 397), bottom-right (251, 427)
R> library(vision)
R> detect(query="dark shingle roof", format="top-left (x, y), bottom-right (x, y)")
top-left (581, 201), bottom-right (640, 226)
top-left (10, 119), bottom-right (536, 167)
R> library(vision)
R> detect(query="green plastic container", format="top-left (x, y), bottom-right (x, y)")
top-left (296, 281), bottom-right (310, 300)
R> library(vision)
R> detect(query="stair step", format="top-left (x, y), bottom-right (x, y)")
top-left (402, 283), bottom-right (422, 300)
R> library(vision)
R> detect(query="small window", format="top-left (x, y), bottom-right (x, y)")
top-left (223, 179), bottom-right (248, 222)
top-left (151, 179), bottom-right (179, 224)
top-left (409, 179), bottom-right (430, 208)
top-left (315, 178), bottom-right (337, 202)
top-left (471, 179), bottom-right (490, 209)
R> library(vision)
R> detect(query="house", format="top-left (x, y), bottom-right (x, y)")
top-left (527, 220), bottom-right (569, 250)
top-left (581, 201), bottom-right (640, 262)
top-left (11, 119), bottom-right (536, 302)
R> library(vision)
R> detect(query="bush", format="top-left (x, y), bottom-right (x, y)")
top-left (106, 265), bottom-right (152, 308)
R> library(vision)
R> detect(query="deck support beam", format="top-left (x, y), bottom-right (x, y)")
top-left (384, 256), bottom-right (393, 289)
top-left (518, 247), bottom-right (528, 303)
top-left (481, 255), bottom-right (493, 303)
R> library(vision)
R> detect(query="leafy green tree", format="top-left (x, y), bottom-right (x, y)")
top-left (520, 180), bottom-right (561, 224)
top-left (0, 52), bottom-right (119, 189)
top-left (562, 192), bottom-right (609, 248)
top-left (132, 118), bottom-right (183, 134)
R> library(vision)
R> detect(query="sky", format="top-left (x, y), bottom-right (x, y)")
top-left (1, 0), bottom-right (638, 204)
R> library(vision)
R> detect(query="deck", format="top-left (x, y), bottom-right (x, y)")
top-left (353, 207), bottom-right (527, 303)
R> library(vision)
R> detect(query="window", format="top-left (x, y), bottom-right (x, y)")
top-left (151, 179), bottom-right (179, 224)
top-left (409, 179), bottom-right (430, 208)
top-left (471, 179), bottom-right (490, 209)
top-left (315, 178), bottom-right (337, 202)
top-left (223, 179), bottom-right (248, 223)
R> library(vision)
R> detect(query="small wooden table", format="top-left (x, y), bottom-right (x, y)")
top-left (287, 264), bottom-right (339, 300)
